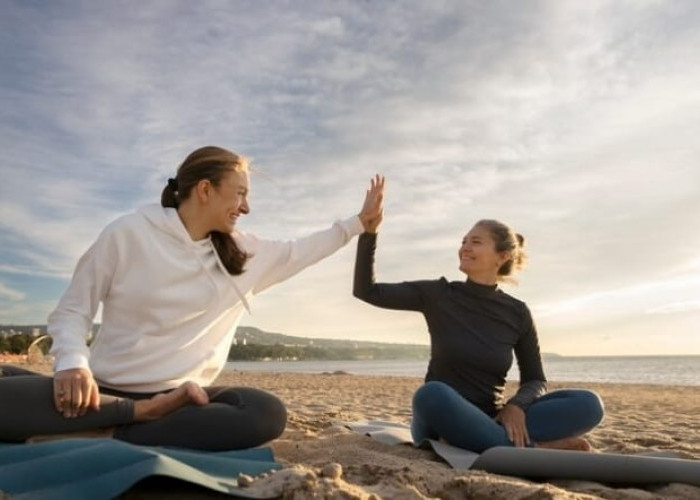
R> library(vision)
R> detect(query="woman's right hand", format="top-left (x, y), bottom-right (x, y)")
top-left (358, 174), bottom-right (385, 233)
top-left (53, 367), bottom-right (101, 418)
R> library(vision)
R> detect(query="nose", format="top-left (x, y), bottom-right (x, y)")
top-left (239, 198), bottom-right (250, 215)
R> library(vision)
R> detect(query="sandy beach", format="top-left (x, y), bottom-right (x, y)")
top-left (217, 371), bottom-right (700, 499)
top-left (7, 362), bottom-right (700, 499)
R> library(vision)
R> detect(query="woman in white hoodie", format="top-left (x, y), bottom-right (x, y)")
top-left (0, 146), bottom-right (384, 450)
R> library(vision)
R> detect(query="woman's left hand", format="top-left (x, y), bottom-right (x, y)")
top-left (495, 403), bottom-right (530, 447)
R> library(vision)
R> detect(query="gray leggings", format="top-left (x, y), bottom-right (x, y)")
top-left (0, 365), bottom-right (286, 450)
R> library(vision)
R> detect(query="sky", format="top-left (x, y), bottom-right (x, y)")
top-left (1, 1), bottom-right (699, 356)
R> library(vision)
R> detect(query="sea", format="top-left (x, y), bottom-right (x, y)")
top-left (225, 355), bottom-right (700, 386)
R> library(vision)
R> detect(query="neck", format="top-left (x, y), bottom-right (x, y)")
top-left (176, 202), bottom-right (209, 241)
top-left (465, 273), bottom-right (498, 286)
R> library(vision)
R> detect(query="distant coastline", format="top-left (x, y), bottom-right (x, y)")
top-left (2, 324), bottom-right (695, 360)
top-left (0, 324), bottom-right (563, 362)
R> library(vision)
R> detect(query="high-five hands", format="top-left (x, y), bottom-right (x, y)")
top-left (358, 175), bottom-right (385, 234)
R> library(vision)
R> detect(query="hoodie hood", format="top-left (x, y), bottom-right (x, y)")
top-left (137, 204), bottom-right (251, 312)
top-left (139, 204), bottom-right (194, 244)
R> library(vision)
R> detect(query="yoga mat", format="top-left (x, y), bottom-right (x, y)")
top-left (0, 438), bottom-right (282, 500)
top-left (472, 446), bottom-right (700, 486)
top-left (345, 420), bottom-right (700, 486)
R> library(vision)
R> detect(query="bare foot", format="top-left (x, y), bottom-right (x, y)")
top-left (133, 381), bottom-right (209, 421)
top-left (25, 383), bottom-right (208, 444)
top-left (27, 427), bottom-right (114, 443)
top-left (535, 436), bottom-right (593, 452)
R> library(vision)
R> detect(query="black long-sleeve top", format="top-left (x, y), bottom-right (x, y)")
top-left (353, 233), bottom-right (546, 417)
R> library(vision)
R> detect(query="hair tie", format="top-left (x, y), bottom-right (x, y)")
top-left (167, 177), bottom-right (178, 192)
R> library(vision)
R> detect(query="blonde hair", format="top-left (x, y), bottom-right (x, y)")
top-left (474, 219), bottom-right (527, 280)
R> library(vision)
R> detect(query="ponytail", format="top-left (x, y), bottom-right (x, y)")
top-left (161, 178), bottom-right (179, 208)
top-left (211, 231), bottom-right (248, 275)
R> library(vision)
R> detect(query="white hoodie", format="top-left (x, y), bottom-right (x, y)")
top-left (48, 204), bottom-right (363, 392)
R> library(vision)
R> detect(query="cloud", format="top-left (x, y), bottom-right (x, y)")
top-left (309, 17), bottom-right (345, 37)
top-left (647, 300), bottom-right (700, 315)
top-left (1, 1), bottom-right (699, 353)
top-left (536, 273), bottom-right (700, 316)
top-left (0, 283), bottom-right (25, 302)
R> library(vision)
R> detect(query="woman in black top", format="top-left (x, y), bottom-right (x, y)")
top-left (353, 176), bottom-right (603, 452)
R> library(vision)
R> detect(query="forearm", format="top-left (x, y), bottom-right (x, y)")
top-left (48, 229), bottom-right (116, 371)
top-left (48, 309), bottom-right (92, 372)
top-left (353, 232), bottom-right (379, 302)
top-left (353, 232), bottom-right (425, 310)
top-left (506, 380), bottom-right (547, 410)
top-left (253, 215), bottom-right (363, 294)
top-left (510, 306), bottom-right (547, 410)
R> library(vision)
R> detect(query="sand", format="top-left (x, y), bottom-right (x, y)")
top-left (221, 371), bottom-right (700, 500)
top-left (7, 362), bottom-right (700, 499)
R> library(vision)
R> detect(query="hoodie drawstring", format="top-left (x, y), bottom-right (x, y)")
top-left (209, 241), bottom-right (251, 313)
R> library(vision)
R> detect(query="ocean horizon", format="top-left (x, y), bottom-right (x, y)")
top-left (225, 355), bottom-right (700, 386)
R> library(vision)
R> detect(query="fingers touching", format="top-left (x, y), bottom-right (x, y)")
top-left (359, 174), bottom-right (385, 233)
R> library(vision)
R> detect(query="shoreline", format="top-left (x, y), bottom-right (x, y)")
top-left (223, 357), bottom-right (700, 387)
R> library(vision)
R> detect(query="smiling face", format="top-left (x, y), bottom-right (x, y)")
top-left (206, 168), bottom-right (250, 234)
top-left (458, 224), bottom-right (511, 283)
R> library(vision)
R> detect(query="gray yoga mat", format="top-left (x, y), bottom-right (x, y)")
top-left (472, 446), bottom-right (700, 486)
top-left (0, 438), bottom-right (282, 500)
top-left (344, 420), bottom-right (700, 486)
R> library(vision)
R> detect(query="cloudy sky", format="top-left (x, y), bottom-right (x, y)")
top-left (1, 1), bottom-right (699, 356)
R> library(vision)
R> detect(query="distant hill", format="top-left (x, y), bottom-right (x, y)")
top-left (1, 324), bottom-right (560, 361)
top-left (0, 324), bottom-right (430, 360)
top-left (231, 326), bottom-right (430, 360)
top-left (234, 326), bottom-right (426, 350)
top-left (232, 326), bottom-right (562, 360)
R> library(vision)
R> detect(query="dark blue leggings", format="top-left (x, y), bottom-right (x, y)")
top-left (411, 381), bottom-right (604, 452)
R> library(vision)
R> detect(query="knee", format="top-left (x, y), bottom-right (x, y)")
top-left (259, 392), bottom-right (287, 441)
top-left (575, 390), bottom-right (605, 427)
top-left (412, 381), bottom-right (453, 413)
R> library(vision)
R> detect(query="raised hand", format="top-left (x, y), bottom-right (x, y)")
top-left (358, 174), bottom-right (385, 234)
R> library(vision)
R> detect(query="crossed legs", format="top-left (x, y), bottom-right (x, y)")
top-left (0, 365), bottom-right (286, 450)
top-left (411, 381), bottom-right (604, 453)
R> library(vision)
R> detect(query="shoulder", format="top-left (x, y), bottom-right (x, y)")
top-left (97, 209), bottom-right (142, 238)
top-left (416, 277), bottom-right (452, 294)
top-left (97, 205), bottom-right (163, 244)
top-left (496, 288), bottom-right (527, 307)
top-left (496, 289), bottom-right (535, 328)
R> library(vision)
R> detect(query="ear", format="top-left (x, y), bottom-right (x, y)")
top-left (194, 179), bottom-right (213, 204)
top-left (498, 251), bottom-right (512, 267)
